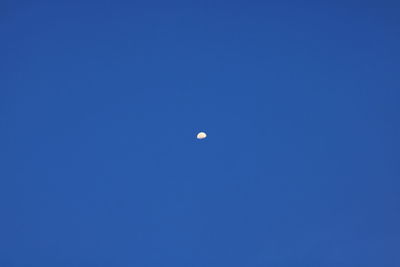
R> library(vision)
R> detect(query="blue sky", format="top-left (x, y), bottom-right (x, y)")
top-left (1, 1), bottom-right (400, 266)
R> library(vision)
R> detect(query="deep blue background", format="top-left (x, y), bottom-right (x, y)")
top-left (1, 1), bottom-right (400, 266)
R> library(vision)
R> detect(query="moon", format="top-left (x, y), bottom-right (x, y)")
top-left (197, 132), bottom-right (207, 139)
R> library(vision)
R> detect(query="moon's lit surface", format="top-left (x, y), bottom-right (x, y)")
top-left (197, 132), bottom-right (207, 139)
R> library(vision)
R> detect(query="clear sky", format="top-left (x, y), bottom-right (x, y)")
top-left (1, 1), bottom-right (400, 266)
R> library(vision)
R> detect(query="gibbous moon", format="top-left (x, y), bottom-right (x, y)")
top-left (197, 132), bottom-right (207, 139)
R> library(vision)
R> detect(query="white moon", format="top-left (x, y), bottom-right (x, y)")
top-left (197, 132), bottom-right (207, 139)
